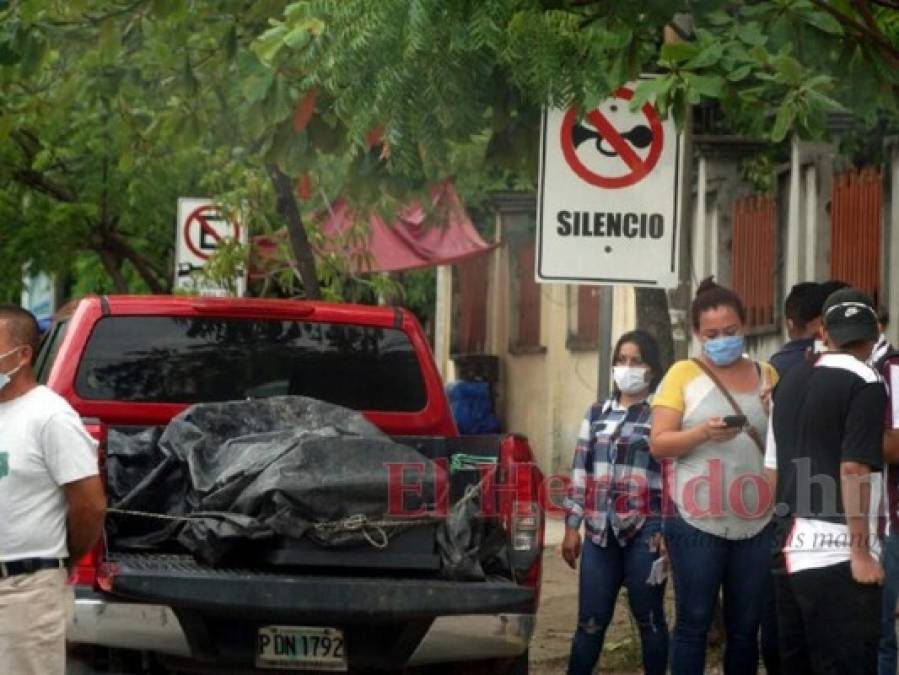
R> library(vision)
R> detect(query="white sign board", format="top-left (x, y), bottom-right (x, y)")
top-left (175, 198), bottom-right (247, 297)
top-left (537, 81), bottom-right (682, 288)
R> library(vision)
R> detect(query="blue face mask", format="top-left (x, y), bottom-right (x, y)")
top-left (0, 346), bottom-right (24, 391)
top-left (703, 335), bottom-right (744, 366)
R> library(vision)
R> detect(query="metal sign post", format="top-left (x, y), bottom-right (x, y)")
top-left (596, 285), bottom-right (614, 401)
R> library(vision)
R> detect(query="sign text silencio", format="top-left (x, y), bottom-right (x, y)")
top-left (537, 81), bottom-right (682, 288)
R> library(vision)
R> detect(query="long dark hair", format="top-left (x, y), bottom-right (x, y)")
top-left (611, 329), bottom-right (665, 398)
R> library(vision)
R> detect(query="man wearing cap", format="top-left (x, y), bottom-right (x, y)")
top-left (765, 288), bottom-right (885, 674)
top-left (0, 305), bottom-right (105, 674)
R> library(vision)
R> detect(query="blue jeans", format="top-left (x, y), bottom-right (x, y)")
top-left (879, 533), bottom-right (899, 675)
top-left (664, 513), bottom-right (773, 675)
top-left (567, 521), bottom-right (668, 675)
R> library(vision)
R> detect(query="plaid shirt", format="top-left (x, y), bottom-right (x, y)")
top-left (563, 398), bottom-right (662, 546)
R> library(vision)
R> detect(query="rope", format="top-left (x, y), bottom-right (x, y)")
top-left (311, 514), bottom-right (436, 549)
top-left (108, 507), bottom-right (233, 522)
top-left (108, 508), bottom-right (440, 550)
top-left (108, 468), bottom-right (497, 551)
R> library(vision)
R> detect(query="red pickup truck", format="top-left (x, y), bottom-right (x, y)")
top-left (39, 295), bottom-right (544, 674)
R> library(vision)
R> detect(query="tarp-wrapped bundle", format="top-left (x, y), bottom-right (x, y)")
top-left (105, 396), bottom-right (514, 581)
top-left (107, 397), bottom-right (443, 566)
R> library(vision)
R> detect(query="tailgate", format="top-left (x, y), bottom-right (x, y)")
top-left (101, 554), bottom-right (535, 620)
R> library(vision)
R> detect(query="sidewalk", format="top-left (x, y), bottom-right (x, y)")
top-left (545, 514), bottom-right (565, 548)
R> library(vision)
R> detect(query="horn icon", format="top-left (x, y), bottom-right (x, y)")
top-left (572, 121), bottom-right (600, 149)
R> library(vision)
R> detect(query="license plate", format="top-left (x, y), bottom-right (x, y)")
top-left (256, 625), bottom-right (347, 671)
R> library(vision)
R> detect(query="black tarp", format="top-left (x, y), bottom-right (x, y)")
top-left (107, 397), bottom-right (444, 565)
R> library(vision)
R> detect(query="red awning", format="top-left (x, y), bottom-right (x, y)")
top-left (250, 182), bottom-right (495, 278)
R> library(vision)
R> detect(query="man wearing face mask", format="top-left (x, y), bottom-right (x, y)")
top-left (0, 305), bottom-right (105, 675)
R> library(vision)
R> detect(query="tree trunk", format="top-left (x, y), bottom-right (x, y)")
top-left (97, 249), bottom-right (129, 294)
top-left (636, 287), bottom-right (676, 371)
top-left (268, 165), bottom-right (322, 300)
top-left (105, 232), bottom-right (169, 294)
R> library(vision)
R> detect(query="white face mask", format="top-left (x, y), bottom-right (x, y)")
top-left (613, 366), bottom-right (649, 395)
top-left (0, 347), bottom-right (24, 391)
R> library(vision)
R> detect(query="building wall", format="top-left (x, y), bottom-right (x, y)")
top-left (434, 194), bottom-right (637, 476)
top-left (433, 134), bottom-right (898, 477)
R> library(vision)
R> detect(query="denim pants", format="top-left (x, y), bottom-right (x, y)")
top-left (663, 512), bottom-right (773, 675)
top-left (567, 520), bottom-right (668, 675)
top-left (879, 533), bottom-right (899, 675)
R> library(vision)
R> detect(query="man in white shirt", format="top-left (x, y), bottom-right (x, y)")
top-left (0, 305), bottom-right (105, 675)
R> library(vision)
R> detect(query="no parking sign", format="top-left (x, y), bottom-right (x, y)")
top-left (536, 81), bottom-right (683, 288)
top-left (175, 198), bottom-right (247, 296)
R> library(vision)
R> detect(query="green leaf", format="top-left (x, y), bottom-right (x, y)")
top-left (0, 114), bottom-right (13, 140)
top-left (749, 45), bottom-right (770, 64)
top-left (771, 104), bottom-right (796, 142)
top-left (253, 24), bottom-right (288, 65)
top-left (685, 73), bottom-right (725, 98)
top-left (687, 42), bottom-right (724, 69)
top-left (774, 55), bottom-right (803, 83)
top-left (727, 64), bottom-right (753, 82)
top-left (283, 26), bottom-right (311, 50)
top-left (0, 40), bottom-right (18, 65)
top-left (738, 22), bottom-right (767, 47)
top-left (705, 9), bottom-right (732, 26)
top-left (660, 41), bottom-right (699, 64)
top-left (802, 10), bottom-right (843, 36)
top-left (223, 24), bottom-right (238, 60)
top-left (630, 76), bottom-right (671, 109)
top-left (804, 88), bottom-right (848, 114)
top-left (239, 54), bottom-right (276, 105)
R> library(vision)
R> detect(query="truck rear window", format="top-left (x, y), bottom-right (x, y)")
top-left (75, 316), bottom-right (428, 411)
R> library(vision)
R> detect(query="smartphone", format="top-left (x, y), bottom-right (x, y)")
top-left (722, 414), bottom-right (747, 428)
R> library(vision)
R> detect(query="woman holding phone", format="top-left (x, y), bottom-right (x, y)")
top-left (651, 278), bottom-right (777, 675)
top-left (563, 329), bottom-right (669, 675)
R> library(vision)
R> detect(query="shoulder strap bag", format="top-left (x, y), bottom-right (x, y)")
top-left (691, 357), bottom-right (766, 454)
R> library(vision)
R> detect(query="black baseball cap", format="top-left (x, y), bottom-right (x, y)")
top-left (822, 288), bottom-right (879, 347)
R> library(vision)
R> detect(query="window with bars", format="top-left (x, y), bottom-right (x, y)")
top-left (831, 167), bottom-right (882, 305)
top-left (731, 194), bottom-right (777, 330)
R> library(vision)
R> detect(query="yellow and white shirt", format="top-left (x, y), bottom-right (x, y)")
top-left (653, 359), bottom-right (777, 540)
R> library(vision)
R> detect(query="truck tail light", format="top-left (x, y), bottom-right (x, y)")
top-left (498, 435), bottom-right (544, 605)
top-left (511, 501), bottom-right (541, 551)
top-left (77, 418), bottom-right (108, 589)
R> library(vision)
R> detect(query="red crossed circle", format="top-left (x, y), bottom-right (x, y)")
top-left (183, 205), bottom-right (241, 260)
top-left (560, 86), bottom-right (664, 189)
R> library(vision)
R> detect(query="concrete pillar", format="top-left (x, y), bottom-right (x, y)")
top-left (887, 140), bottom-right (899, 347)
top-left (803, 163), bottom-right (818, 282)
top-left (691, 155), bottom-right (708, 294)
top-left (432, 265), bottom-right (453, 381)
top-left (785, 136), bottom-right (803, 293)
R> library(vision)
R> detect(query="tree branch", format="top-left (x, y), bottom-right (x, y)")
top-left (808, 0), bottom-right (899, 63)
top-left (97, 249), bottom-right (129, 294)
top-left (104, 231), bottom-right (169, 293)
top-left (268, 164), bottom-right (322, 300)
top-left (11, 169), bottom-right (77, 202)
